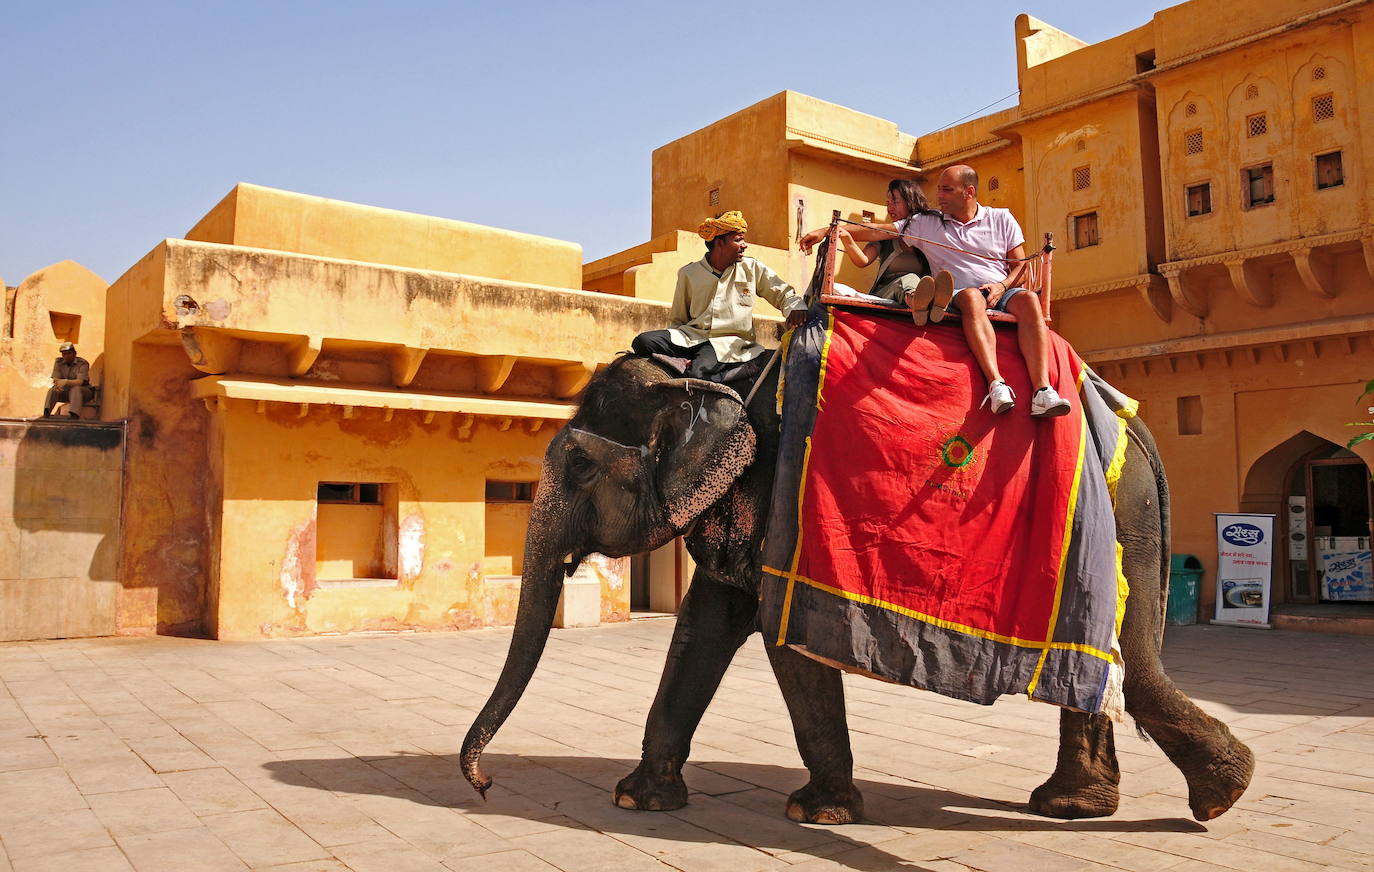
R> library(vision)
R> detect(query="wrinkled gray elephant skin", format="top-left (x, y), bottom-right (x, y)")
top-left (462, 355), bottom-right (1254, 825)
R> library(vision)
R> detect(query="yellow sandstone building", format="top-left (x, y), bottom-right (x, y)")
top-left (2, 0), bottom-right (1371, 640)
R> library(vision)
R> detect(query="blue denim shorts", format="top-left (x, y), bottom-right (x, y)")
top-left (947, 286), bottom-right (1026, 314)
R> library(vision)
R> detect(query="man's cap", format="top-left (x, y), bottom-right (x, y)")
top-left (59, 342), bottom-right (77, 353)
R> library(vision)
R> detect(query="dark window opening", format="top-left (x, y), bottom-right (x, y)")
top-left (1243, 164), bottom-right (1275, 208)
top-left (1316, 151), bottom-right (1344, 190)
top-left (861, 210), bottom-right (876, 222)
top-left (1177, 395), bottom-right (1203, 435)
top-left (1073, 212), bottom-right (1100, 249)
top-left (1135, 50), bottom-right (1156, 73)
top-left (317, 482), bottom-right (383, 505)
top-left (1186, 183), bottom-right (1212, 217)
top-left (486, 480), bottom-right (537, 502)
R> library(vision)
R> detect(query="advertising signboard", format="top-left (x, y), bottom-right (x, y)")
top-left (1214, 513), bottom-right (1275, 628)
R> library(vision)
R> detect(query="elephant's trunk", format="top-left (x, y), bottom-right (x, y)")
top-left (461, 471), bottom-right (571, 797)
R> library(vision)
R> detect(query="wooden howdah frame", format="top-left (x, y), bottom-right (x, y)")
top-left (814, 210), bottom-right (1056, 325)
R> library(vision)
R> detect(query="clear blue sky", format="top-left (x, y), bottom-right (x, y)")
top-left (2, 1), bottom-right (1151, 284)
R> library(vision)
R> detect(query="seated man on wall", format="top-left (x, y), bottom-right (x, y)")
top-left (801, 165), bottom-right (1070, 418)
top-left (632, 211), bottom-right (807, 382)
top-left (43, 342), bottom-right (94, 419)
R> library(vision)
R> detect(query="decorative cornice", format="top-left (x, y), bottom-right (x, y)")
top-left (917, 136), bottom-right (1013, 167)
top-left (784, 127), bottom-right (919, 168)
top-left (1054, 273), bottom-right (1157, 300)
top-left (1160, 226), bottom-right (1372, 275)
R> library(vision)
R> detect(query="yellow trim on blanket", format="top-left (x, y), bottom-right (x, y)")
top-left (1105, 414), bottom-right (1130, 504)
top-left (761, 565), bottom-right (1116, 664)
top-left (775, 309), bottom-right (837, 647)
top-left (1026, 403), bottom-right (1091, 696)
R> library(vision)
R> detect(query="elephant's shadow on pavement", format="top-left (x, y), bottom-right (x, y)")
top-left (264, 752), bottom-right (1206, 870)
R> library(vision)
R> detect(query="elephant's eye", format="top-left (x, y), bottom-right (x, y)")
top-left (567, 448), bottom-right (598, 488)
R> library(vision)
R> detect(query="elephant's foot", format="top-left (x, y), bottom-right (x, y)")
top-left (1180, 736), bottom-right (1254, 822)
top-left (1028, 776), bottom-right (1120, 819)
top-left (784, 779), bottom-right (864, 825)
top-left (613, 761), bottom-right (688, 812)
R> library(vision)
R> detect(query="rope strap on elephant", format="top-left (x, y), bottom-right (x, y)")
top-left (759, 306), bottom-right (1139, 716)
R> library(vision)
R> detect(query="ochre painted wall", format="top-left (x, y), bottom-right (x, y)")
top-left (207, 400), bottom-right (629, 639)
top-left (0, 421), bottom-right (123, 641)
top-left (186, 183), bottom-right (584, 290)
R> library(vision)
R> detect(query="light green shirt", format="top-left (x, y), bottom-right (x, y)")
top-left (666, 257), bottom-right (805, 363)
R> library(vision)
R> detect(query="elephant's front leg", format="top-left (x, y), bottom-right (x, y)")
top-left (614, 572), bottom-right (756, 811)
top-left (1029, 710), bottom-right (1120, 818)
top-left (765, 643), bottom-right (863, 824)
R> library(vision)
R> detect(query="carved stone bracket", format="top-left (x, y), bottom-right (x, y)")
top-left (553, 363), bottom-right (594, 399)
top-left (1136, 274), bottom-right (1172, 322)
top-left (455, 413), bottom-right (475, 441)
top-left (389, 347), bottom-right (428, 387)
top-left (1291, 248), bottom-right (1338, 299)
top-left (476, 355), bottom-right (516, 393)
top-left (1224, 259), bottom-right (1274, 308)
top-left (180, 327), bottom-right (242, 374)
top-left (287, 336), bottom-right (322, 377)
top-left (1163, 269), bottom-right (1209, 318)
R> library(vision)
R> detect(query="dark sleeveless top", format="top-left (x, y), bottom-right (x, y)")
top-left (870, 238), bottom-right (930, 293)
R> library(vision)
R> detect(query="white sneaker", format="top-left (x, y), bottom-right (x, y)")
top-left (980, 380), bottom-right (1015, 414)
top-left (1030, 385), bottom-right (1072, 418)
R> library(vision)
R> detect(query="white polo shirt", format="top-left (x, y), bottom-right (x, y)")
top-left (895, 205), bottom-right (1025, 289)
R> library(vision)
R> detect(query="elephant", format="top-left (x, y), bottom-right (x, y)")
top-left (461, 348), bottom-right (1255, 825)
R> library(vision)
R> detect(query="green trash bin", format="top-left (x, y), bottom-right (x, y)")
top-left (1167, 554), bottom-right (1204, 626)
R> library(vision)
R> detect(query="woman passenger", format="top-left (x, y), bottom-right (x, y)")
top-left (835, 179), bottom-right (937, 321)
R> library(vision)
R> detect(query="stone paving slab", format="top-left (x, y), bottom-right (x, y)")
top-left (0, 621), bottom-right (1371, 871)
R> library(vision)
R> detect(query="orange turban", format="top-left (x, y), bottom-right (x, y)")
top-left (697, 211), bottom-right (748, 241)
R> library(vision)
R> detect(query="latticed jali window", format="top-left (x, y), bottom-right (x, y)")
top-left (1313, 93), bottom-right (1335, 122)
top-left (1185, 102), bottom-right (1197, 117)
top-left (708, 188), bottom-right (720, 207)
top-left (1312, 65), bottom-right (1327, 81)
top-left (1072, 166), bottom-right (1091, 190)
top-left (1247, 113), bottom-right (1268, 137)
top-left (1245, 83), bottom-right (1259, 100)
top-left (987, 177), bottom-right (1000, 191)
top-left (1184, 129), bottom-right (1204, 155)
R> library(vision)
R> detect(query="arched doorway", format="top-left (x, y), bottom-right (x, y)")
top-left (1243, 432), bottom-right (1372, 605)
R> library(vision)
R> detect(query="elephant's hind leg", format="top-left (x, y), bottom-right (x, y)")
top-left (1116, 445), bottom-right (1254, 821)
top-left (1029, 710), bottom-right (1120, 818)
top-left (614, 574), bottom-right (756, 812)
top-left (1123, 664), bottom-right (1254, 822)
top-left (765, 644), bottom-right (863, 825)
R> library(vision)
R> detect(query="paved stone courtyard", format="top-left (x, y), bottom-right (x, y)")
top-left (1, 619), bottom-right (1372, 872)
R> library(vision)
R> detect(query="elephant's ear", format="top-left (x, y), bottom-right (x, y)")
top-left (649, 378), bottom-right (757, 531)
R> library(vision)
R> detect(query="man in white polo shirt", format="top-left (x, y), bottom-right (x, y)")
top-left (801, 165), bottom-right (1070, 418)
